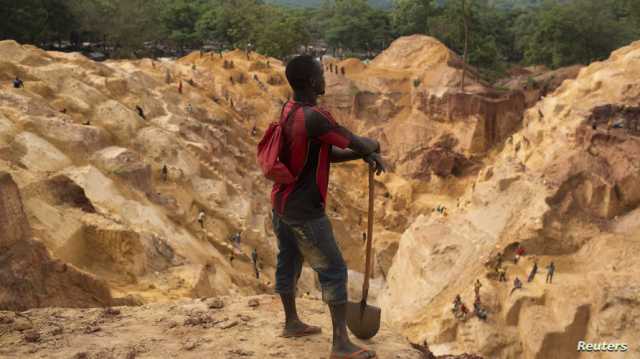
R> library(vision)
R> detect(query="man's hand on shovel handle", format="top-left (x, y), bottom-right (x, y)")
top-left (364, 152), bottom-right (386, 175)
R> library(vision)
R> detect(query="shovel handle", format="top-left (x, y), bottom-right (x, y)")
top-left (362, 165), bottom-right (374, 300)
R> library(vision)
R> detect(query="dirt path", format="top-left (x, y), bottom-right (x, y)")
top-left (0, 295), bottom-right (427, 359)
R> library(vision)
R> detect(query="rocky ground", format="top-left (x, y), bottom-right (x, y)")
top-left (0, 295), bottom-right (481, 359)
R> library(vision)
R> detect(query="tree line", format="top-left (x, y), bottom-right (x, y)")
top-left (1, 0), bottom-right (639, 78)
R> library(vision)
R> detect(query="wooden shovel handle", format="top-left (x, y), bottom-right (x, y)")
top-left (362, 165), bottom-right (374, 301)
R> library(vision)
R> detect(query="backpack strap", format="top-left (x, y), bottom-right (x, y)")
top-left (279, 101), bottom-right (304, 126)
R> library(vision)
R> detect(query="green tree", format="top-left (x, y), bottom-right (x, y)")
top-left (0, 0), bottom-right (76, 45)
top-left (68, 0), bottom-right (166, 56)
top-left (430, 0), bottom-right (509, 72)
top-left (160, 0), bottom-right (204, 50)
top-left (257, 9), bottom-right (308, 58)
top-left (325, 0), bottom-right (391, 52)
top-left (391, 0), bottom-right (436, 36)
top-left (196, 0), bottom-right (264, 49)
top-left (522, 0), bottom-right (633, 68)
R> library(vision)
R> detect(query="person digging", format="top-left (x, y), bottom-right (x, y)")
top-left (266, 55), bottom-right (385, 359)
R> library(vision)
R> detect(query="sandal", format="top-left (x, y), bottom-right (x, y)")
top-left (330, 348), bottom-right (377, 359)
top-left (281, 324), bottom-right (322, 338)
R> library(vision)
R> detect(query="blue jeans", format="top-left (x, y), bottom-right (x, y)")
top-left (272, 211), bottom-right (348, 304)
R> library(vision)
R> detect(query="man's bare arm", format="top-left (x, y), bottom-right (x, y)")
top-left (348, 134), bottom-right (380, 156)
top-left (330, 148), bottom-right (363, 163)
top-left (306, 110), bottom-right (379, 156)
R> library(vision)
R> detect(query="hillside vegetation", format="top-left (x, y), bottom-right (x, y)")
top-left (2, 0), bottom-right (639, 79)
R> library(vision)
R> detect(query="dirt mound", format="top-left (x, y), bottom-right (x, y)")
top-left (372, 35), bottom-right (458, 72)
top-left (0, 172), bottom-right (114, 311)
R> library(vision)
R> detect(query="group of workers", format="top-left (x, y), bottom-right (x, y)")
top-left (453, 245), bottom-right (559, 323)
top-left (196, 209), bottom-right (261, 279)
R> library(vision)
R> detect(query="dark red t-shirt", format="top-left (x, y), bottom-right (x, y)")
top-left (271, 101), bottom-right (352, 221)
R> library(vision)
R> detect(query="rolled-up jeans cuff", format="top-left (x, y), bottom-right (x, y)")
top-left (324, 298), bottom-right (348, 305)
top-left (320, 280), bottom-right (347, 304)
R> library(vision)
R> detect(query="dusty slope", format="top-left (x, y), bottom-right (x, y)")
top-left (0, 35), bottom-right (532, 309)
top-left (0, 171), bottom-right (115, 311)
top-left (180, 36), bottom-right (527, 283)
top-left (0, 40), bottom-right (392, 310)
top-left (380, 41), bottom-right (640, 358)
top-left (179, 49), bottom-right (381, 282)
top-left (0, 295), bottom-right (486, 359)
top-left (318, 35), bottom-right (529, 280)
top-left (0, 40), bottom-right (274, 306)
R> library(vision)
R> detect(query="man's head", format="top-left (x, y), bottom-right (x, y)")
top-left (285, 55), bottom-right (325, 95)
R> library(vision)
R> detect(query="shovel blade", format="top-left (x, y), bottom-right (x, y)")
top-left (346, 301), bottom-right (381, 340)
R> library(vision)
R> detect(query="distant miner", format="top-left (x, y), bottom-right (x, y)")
top-left (474, 279), bottom-right (482, 299)
top-left (161, 164), bottom-right (168, 182)
top-left (527, 260), bottom-right (538, 282)
top-left (136, 105), bottom-right (146, 120)
top-left (546, 261), bottom-right (555, 283)
top-left (498, 266), bottom-right (507, 282)
top-left (13, 76), bottom-right (24, 88)
top-left (198, 210), bottom-right (205, 229)
top-left (251, 248), bottom-right (260, 279)
top-left (510, 277), bottom-right (523, 295)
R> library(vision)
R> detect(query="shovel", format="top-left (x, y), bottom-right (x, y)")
top-left (346, 165), bottom-right (381, 340)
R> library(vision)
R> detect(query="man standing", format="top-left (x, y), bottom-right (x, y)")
top-left (474, 279), bottom-right (482, 300)
top-left (510, 277), bottom-right (523, 295)
top-left (498, 267), bottom-right (507, 282)
top-left (546, 261), bottom-right (555, 283)
top-left (528, 260), bottom-right (538, 283)
top-left (252, 248), bottom-right (260, 279)
top-left (233, 232), bottom-right (241, 251)
top-left (269, 55), bottom-right (384, 359)
top-left (197, 210), bottom-right (205, 229)
top-left (161, 165), bottom-right (168, 182)
top-left (495, 251), bottom-right (503, 269)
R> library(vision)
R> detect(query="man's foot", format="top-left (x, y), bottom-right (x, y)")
top-left (281, 320), bottom-right (322, 338)
top-left (331, 341), bottom-right (376, 358)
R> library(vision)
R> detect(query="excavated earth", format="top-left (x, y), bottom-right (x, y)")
top-left (2, 34), bottom-right (639, 358)
top-left (380, 41), bottom-right (640, 358)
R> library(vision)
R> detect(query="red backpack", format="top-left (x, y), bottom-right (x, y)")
top-left (257, 102), bottom-right (302, 184)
